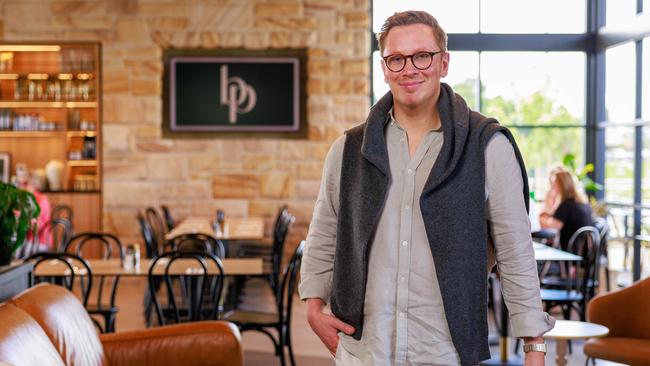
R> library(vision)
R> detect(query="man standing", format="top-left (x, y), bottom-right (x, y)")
top-left (299, 10), bottom-right (555, 366)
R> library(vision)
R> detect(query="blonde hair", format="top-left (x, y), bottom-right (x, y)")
top-left (376, 10), bottom-right (448, 55)
top-left (551, 166), bottom-right (587, 204)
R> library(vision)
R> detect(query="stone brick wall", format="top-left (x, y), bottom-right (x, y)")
top-left (0, 0), bottom-right (371, 247)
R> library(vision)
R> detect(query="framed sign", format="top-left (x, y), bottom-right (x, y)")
top-left (163, 48), bottom-right (306, 138)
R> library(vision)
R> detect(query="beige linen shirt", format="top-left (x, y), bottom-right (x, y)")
top-left (299, 112), bottom-right (555, 365)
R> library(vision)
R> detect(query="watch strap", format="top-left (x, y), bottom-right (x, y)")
top-left (523, 343), bottom-right (547, 354)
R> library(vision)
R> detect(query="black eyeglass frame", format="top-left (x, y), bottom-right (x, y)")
top-left (382, 50), bottom-right (444, 72)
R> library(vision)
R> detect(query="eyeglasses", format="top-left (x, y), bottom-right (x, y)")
top-left (382, 51), bottom-right (444, 72)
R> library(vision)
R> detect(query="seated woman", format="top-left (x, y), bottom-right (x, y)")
top-left (540, 166), bottom-right (594, 251)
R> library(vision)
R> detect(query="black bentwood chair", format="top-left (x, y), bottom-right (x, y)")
top-left (238, 206), bottom-right (294, 299)
top-left (51, 204), bottom-right (73, 224)
top-left (224, 241), bottom-right (305, 366)
top-left (540, 226), bottom-right (601, 321)
top-left (24, 252), bottom-right (92, 306)
top-left (23, 252), bottom-right (104, 332)
top-left (161, 205), bottom-right (175, 232)
top-left (148, 251), bottom-right (225, 325)
top-left (145, 207), bottom-right (167, 253)
top-left (138, 211), bottom-right (158, 258)
top-left (64, 232), bottom-right (125, 333)
top-left (164, 233), bottom-right (226, 259)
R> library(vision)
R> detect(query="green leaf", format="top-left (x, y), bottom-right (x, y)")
top-left (0, 181), bottom-right (41, 254)
top-left (562, 153), bottom-right (576, 172)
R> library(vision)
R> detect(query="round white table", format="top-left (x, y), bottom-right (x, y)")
top-left (544, 320), bottom-right (609, 366)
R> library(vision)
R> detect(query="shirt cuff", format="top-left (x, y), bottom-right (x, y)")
top-left (509, 311), bottom-right (556, 338)
top-left (298, 274), bottom-right (332, 304)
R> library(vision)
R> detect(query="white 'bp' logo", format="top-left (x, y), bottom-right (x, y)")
top-left (220, 65), bottom-right (257, 124)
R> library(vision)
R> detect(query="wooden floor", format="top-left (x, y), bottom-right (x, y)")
top-left (109, 241), bottom-right (644, 366)
top-left (109, 276), bottom-right (633, 366)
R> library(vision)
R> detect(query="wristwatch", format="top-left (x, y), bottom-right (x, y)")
top-left (523, 343), bottom-right (547, 354)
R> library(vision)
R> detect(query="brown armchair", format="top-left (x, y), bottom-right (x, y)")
top-left (0, 283), bottom-right (242, 366)
top-left (584, 276), bottom-right (650, 365)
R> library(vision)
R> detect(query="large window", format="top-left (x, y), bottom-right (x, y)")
top-left (480, 0), bottom-right (585, 33)
top-left (372, 0), bottom-right (479, 34)
top-left (600, 0), bottom-right (649, 280)
top-left (605, 42), bottom-right (636, 124)
top-left (605, 0), bottom-right (638, 29)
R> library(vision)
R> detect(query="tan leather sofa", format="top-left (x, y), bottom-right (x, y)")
top-left (0, 283), bottom-right (242, 366)
top-left (584, 276), bottom-right (650, 365)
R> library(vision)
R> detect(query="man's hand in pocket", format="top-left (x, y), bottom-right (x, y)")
top-left (306, 298), bottom-right (356, 356)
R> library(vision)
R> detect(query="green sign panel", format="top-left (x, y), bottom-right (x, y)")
top-left (165, 50), bottom-right (305, 135)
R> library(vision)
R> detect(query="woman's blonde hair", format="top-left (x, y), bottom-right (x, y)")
top-left (551, 166), bottom-right (587, 204)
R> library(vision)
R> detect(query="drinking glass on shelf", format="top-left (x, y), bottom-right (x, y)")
top-left (47, 79), bottom-right (62, 101)
top-left (14, 77), bottom-right (24, 100)
top-left (28, 79), bottom-right (36, 101)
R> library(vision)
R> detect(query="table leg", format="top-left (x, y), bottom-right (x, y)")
top-left (555, 339), bottom-right (568, 366)
top-left (481, 283), bottom-right (523, 366)
top-left (189, 276), bottom-right (199, 321)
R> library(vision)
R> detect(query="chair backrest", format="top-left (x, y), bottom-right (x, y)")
top-left (64, 232), bottom-right (125, 260)
top-left (593, 215), bottom-right (610, 265)
top-left (270, 211), bottom-right (295, 297)
top-left (51, 218), bottom-right (73, 252)
top-left (145, 207), bottom-right (167, 253)
top-left (587, 276), bottom-right (650, 339)
top-left (271, 205), bottom-right (288, 236)
top-left (278, 241), bottom-right (305, 329)
top-left (161, 205), bottom-right (175, 232)
top-left (138, 212), bottom-right (158, 258)
top-left (51, 204), bottom-right (73, 224)
top-left (165, 233), bottom-right (225, 258)
top-left (566, 226), bottom-right (601, 295)
top-left (148, 251), bottom-right (225, 325)
top-left (64, 232), bottom-right (124, 310)
top-left (15, 218), bottom-right (72, 259)
top-left (24, 252), bottom-right (93, 306)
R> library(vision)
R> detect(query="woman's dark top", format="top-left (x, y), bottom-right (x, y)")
top-left (553, 198), bottom-right (594, 250)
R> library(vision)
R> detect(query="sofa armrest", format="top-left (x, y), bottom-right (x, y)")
top-left (99, 321), bottom-right (242, 366)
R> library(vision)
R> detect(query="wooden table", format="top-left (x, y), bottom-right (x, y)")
top-left (165, 217), bottom-right (265, 241)
top-left (544, 320), bottom-right (609, 366)
top-left (29, 258), bottom-right (265, 277)
top-left (533, 243), bottom-right (582, 262)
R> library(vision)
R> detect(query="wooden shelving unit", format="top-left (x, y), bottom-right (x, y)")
top-left (0, 42), bottom-right (102, 233)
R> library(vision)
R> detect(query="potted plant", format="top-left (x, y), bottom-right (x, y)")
top-left (0, 181), bottom-right (40, 265)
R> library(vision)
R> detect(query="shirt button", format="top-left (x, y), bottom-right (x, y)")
top-left (404, 204), bottom-right (410, 210)
top-left (400, 137), bottom-right (405, 142)
top-left (400, 276), bottom-right (406, 282)
top-left (407, 168), bottom-right (413, 175)
top-left (401, 241), bottom-right (408, 247)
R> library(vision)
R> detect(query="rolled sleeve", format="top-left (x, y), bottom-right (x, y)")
top-left (299, 135), bottom-right (345, 303)
top-left (485, 133), bottom-right (556, 338)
